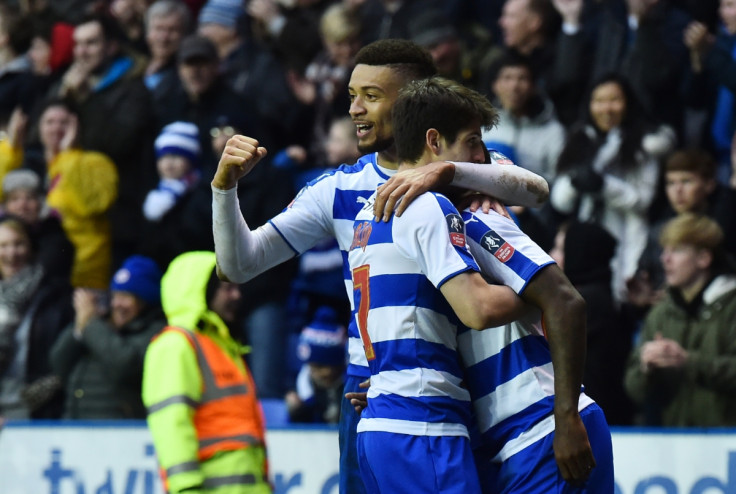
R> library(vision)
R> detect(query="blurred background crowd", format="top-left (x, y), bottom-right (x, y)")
top-left (0, 0), bottom-right (734, 429)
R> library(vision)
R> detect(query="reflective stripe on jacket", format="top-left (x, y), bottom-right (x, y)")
top-left (155, 326), bottom-right (265, 459)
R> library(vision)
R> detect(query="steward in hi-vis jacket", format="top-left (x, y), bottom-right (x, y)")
top-left (142, 251), bottom-right (270, 494)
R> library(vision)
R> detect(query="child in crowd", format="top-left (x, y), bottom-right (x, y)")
top-left (286, 306), bottom-right (347, 424)
top-left (139, 121), bottom-right (215, 270)
top-left (143, 121), bottom-right (202, 222)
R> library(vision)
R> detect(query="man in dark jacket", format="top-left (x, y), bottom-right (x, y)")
top-left (53, 13), bottom-right (157, 265)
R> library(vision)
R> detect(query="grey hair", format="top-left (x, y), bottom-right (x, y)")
top-left (145, 0), bottom-right (192, 33)
top-left (3, 169), bottom-right (41, 196)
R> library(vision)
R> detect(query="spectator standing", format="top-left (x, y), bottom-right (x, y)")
top-left (286, 2), bottom-right (362, 164)
top-left (554, 221), bottom-right (636, 425)
top-left (624, 213), bottom-right (736, 426)
top-left (196, 0), bottom-right (301, 152)
top-left (354, 0), bottom-right (447, 44)
top-left (49, 255), bottom-right (165, 419)
top-left (143, 251), bottom-right (271, 494)
top-left (152, 34), bottom-right (262, 176)
top-left (493, 0), bottom-right (591, 127)
top-left (483, 50), bottom-right (565, 184)
top-left (550, 73), bottom-right (675, 302)
top-left (0, 216), bottom-right (72, 420)
top-left (54, 13), bottom-right (156, 265)
top-left (683, 0), bottom-right (736, 180)
top-left (553, 0), bottom-right (691, 135)
top-left (22, 99), bottom-right (118, 290)
top-left (632, 148), bottom-right (736, 309)
top-left (142, 0), bottom-right (191, 92)
top-left (2, 169), bottom-right (74, 281)
top-left (247, 0), bottom-right (331, 73)
top-left (286, 306), bottom-right (346, 424)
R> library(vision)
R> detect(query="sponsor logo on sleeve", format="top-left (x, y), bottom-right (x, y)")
top-left (480, 229), bottom-right (515, 262)
top-left (446, 213), bottom-right (466, 248)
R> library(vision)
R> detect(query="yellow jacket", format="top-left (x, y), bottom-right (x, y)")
top-left (46, 149), bottom-right (118, 289)
top-left (0, 139), bottom-right (25, 202)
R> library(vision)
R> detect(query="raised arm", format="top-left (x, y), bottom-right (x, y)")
top-left (374, 160), bottom-right (549, 221)
top-left (440, 272), bottom-right (527, 330)
top-left (211, 135), bottom-right (295, 283)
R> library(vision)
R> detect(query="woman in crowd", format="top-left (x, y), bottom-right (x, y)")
top-left (0, 216), bottom-right (73, 420)
top-left (549, 73), bottom-right (675, 302)
top-left (23, 99), bottom-right (118, 290)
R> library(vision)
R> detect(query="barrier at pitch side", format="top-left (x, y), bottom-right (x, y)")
top-left (0, 422), bottom-right (734, 494)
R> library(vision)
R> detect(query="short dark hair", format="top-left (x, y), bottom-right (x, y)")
top-left (665, 149), bottom-right (716, 180)
top-left (354, 39), bottom-right (437, 86)
top-left (489, 49), bottom-right (536, 84)
top-left (76, 12), bottom-right (126, 44)
top-left (392, 76), bottom-right (499, 163)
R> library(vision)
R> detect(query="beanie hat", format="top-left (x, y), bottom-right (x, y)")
top-left (198, 0), bottom-right (244, 30)
top-left (297, 306), bottom-right (347, 367)
top-left (154, 121), bottom-right (201, 165)
top-left (110, 255), bottom-right (163, 306)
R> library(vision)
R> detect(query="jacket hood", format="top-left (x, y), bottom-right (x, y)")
top-left (161, 251), bottom-right (229, 337)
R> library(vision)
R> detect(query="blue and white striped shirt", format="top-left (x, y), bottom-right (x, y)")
top-left (460, 210), bottom-right (594, 461)
top-left (348, 191), bottom-right (479, 437)
top-left (269, 153), bottom-right (392, 379)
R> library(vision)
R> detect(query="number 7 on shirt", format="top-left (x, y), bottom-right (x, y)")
top-left (352, 265), bottom-right (375, 361)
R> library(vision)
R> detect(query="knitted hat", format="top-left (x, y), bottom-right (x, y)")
top-left (110, 255), bottom-right (163, 306)
top-left (154, 121), bottom-right (201, 165)
top-left (297, 306), bottom-right (347, 367)
top-left (198, 0), bottom-right (244, 30)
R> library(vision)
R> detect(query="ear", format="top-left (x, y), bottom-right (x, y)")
top-left (695, 249), bottom-right (713, 271)
top-left (528, 13), bottom-right (543, 33)
top-left (426, 128), bottom-right (442, 156)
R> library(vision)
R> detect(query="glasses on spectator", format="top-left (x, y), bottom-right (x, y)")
top-left (210, 126), bottom-right (236, 139)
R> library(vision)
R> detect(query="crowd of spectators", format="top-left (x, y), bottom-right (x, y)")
top-left (0, 0), bottom-right (734, 429)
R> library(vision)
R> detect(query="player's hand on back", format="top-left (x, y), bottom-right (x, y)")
top-left (373, 161), bottom-right (455, 222)
top-left (212, 135), bottom-right (268, 190)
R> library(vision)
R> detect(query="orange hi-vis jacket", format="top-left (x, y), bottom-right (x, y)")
top-left (144, 326), bottom-right (269, 493)
top-left (163, 326), bottom-right (265, 459)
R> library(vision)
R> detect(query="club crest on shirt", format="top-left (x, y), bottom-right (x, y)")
top-left (480, 229), bottom-right (515, 262)
top-left (350, 221), bottom-right (373, 251)
top-left (446, 213), bottom-right (466, 248)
